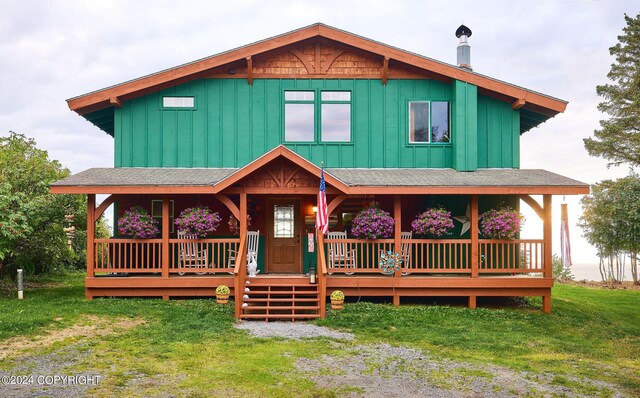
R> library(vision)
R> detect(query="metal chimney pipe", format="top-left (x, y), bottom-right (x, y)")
top-left (456, 25), bottom-right (473, 70)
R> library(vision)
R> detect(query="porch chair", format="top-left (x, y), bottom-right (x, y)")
top-left (327, 231), bottom-right (356, 275)
top-left (177, 230), bottom-right (208, 275)
top-left (400, 231), bottom-right (413, 275)
top-left (228, 230), bottom-right (260, 270)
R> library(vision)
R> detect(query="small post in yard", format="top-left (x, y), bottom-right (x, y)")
top-left (17, 269), bottom-right (24, 299)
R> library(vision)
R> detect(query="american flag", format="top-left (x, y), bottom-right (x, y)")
top-left (560, 203), bottom-right (572, 267)
top-left (316, 164), bottom-right (329, 234)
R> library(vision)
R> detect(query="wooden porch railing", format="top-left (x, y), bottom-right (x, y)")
top-left (321, 238), bottom-right (545, 275)
top-left (169, 238), bottom-right (239, 274)
top-left (401, 239), bottom-right (472, 274)
top-left (323, 238), bottom-right (394, 273)
top-left (317, 232), bottom-right (328, 318)
top-left (479, 239), bottom-right (545, 273)
top-left (92, 238), bottom-right (240, 275)
top-left (234, 234), bottom-right (248, 318)
top-left (94, 239), bottom-right (162, 274)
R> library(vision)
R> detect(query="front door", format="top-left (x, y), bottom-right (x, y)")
top-left (267, 199), bottom-right (301, 273)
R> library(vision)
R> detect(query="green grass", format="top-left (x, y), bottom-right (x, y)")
top-left (0, 272), bottom-right (638, 396)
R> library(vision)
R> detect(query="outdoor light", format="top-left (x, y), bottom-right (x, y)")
top-left (309, 266), bottom-right (317, 284)
top-left (312, 206), bottom-right (318, 214)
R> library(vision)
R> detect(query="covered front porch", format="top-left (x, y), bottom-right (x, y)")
top-left (50, 146), bottom-right (589, 319)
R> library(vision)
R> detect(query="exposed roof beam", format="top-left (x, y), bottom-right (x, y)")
top-left (109, 97), bottom-right (122, 108)
top-left (512, 98), bottom-right (526, 110)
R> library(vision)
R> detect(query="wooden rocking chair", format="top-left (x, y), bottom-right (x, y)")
top-left (327, 231), bottom-right (356, 275)
top-left (177, 230), bottom-right (208, 275)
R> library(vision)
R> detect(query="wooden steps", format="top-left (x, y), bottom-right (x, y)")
top-left (239, 276), bottom-right (320, 321)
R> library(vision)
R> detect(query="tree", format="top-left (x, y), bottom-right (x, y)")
top-left (579, 173), bottom-right (640, 284)
top-left (0, 132), bottom-right (88, 278)
top-left (584, 13), bottom-right (640, 167)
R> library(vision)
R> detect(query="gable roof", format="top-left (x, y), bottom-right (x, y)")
top-left (68, 23), bottom-right (566, 134)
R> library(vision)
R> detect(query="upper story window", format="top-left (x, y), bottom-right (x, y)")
top-left (409, 101), bottom-right (450, 144)
top-left (321, 91), bottom-right (351, 142)
top-left (284, 90), bottom-right (352, 143)
top-left (284, 91), bottom-right (315, 141)
top-left (162, 96), bottom-right (195, 108)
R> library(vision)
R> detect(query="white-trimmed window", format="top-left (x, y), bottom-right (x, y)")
top-left (409, 101), bottom-right (450, 144)
top-left (162, 96), bottom-right (195, 108)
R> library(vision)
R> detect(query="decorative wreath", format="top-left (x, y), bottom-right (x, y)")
top-left (379, 251), bottom-right (402, 275)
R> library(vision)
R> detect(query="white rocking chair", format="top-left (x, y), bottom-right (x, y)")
top-left (228, 230), bottom-right (260, 270)
top-left (400, 231), bottom-right (413, 275)
top-left (327, 231), bottom-right (356, 275)
top-left (177, 230), bottom-right (208, 275)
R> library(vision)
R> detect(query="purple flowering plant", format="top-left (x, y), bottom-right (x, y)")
top-left (175, 206), bottom-right (221, 237)
top-left (351, 206), bottom-right (395, 239)
top-left (117, 206), bottom-right (159, 239)
top-left (411, 207), bottom-right (454, 237)
top-left (479, 207), bottom-right (524, 240)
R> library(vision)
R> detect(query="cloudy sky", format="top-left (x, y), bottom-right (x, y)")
top-left (1, 0), bottom-right (638, 276)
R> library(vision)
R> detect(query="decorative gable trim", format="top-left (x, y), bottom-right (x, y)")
top-left (211, 145), bottom-right (350, 194)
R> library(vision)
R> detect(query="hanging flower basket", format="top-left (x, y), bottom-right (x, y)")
top-left (411, 208), bottom-right (455, 237)
top-left (479, 207), bottom-right (524, 240)
top-left (175, 206), bottom-right (221, 238)
top-left (117, 206), bottom-right (159, 238)
top-left (351, 206), bottom-right (394, 239)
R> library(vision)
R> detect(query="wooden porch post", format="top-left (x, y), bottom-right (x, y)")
top-left (162, 195), bottom-right (170, 280)
top-left (469, 194), bottom-right (479, 309)
top-left (543, 194), bottom-right (553, 314)
top-left (393, 194), bottom-right (401, 306)
top-left (86, 194), bottom-right (95, 280)
top-left (470, 194), bottom-right (479, 278)
top-left (234, 193), bottom-right (248, 318)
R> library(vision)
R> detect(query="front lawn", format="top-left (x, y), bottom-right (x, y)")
top-left (0, 273), bottom-right (638, 397)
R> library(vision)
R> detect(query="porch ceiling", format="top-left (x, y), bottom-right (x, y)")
top-left (51, 167), bottom-right (589, 195)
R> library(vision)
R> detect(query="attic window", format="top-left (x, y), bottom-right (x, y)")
top-left (162, 97), bottom-right (195, 108)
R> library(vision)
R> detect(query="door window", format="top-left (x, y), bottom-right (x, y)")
top-left (273, 205), bottom-right (295, 238)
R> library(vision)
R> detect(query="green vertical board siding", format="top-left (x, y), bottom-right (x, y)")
top-left (476, 95), bottom-right (520, 168)
top-left (115, 78), bottom-right (515, 169)
top-left (452, 80), bottom-right (478, 171)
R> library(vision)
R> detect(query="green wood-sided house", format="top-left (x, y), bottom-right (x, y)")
top-left (52, 24), bottom-right (588, 320)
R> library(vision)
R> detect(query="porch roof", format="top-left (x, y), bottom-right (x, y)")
top-left (51, 167), bottom-right (589, 195)
top-left (326, 168), bottom-right (589, 194)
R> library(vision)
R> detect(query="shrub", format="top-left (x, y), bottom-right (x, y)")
top-left (552, 254), bottom-right (574, 282)
top-left (351, 206), bottom-right (394, 239)
top-left (479, 207), bottom-right (524, 240)
top-left (117, 206), bottom-right (159, 238)
top-left (411, 208), bottom-right (455, 237)
top-left (175, 206), bottom-right (221, 237)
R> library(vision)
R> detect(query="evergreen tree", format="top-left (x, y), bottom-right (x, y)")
top-left (584, 13), bottom-right (640, 167)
